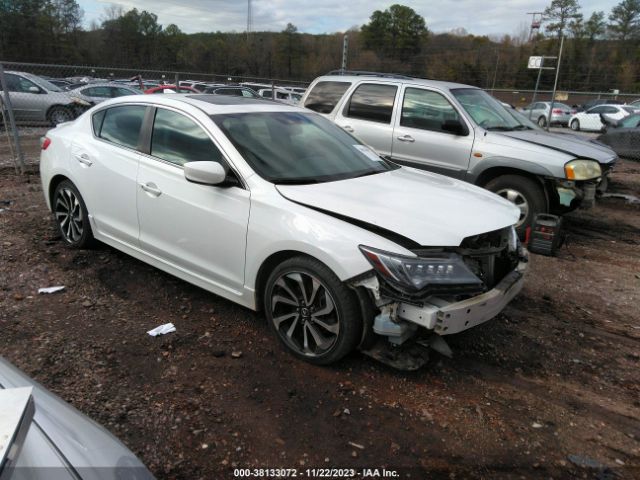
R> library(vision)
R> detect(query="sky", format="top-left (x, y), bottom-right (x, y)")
top-left (77, 0), bottom-right (621, 37)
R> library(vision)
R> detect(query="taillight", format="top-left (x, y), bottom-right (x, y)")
top-left (552, 109), bottom-right (562, 114)
top-left (41, 137), bottom-right (51, 150)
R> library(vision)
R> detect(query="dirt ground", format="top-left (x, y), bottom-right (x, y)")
top-left (1, 134), bottom-right (639, 479)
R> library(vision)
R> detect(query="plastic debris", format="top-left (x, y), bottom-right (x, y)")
top-left (38, 286), bottom-right (65, 294)
top-left (147, 323), bottom-right (176, 336)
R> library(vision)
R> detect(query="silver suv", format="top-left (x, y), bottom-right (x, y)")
top-left (301, 72), bottom-right (618, 234)
top-left (0, 71), bottom-right (89, 125)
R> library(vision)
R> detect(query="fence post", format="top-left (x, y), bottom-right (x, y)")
top-left (0, 63), bottom-right (25, 174)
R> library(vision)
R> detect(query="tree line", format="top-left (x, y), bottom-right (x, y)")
top-left (0, 0), bottom-right (638, 92)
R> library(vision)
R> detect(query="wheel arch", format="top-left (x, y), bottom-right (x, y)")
top-left (474, 166), bottom-right (550, 212)
top-left (254, 250), bottom-right (320, 312)
top-left (48, 174), bottom-right (71, 207)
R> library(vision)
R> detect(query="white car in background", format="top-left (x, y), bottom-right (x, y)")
top-left (569, 104), bottom-right (637, 132)
top-left (40, 94), bottom-right (526, 367)
top-left (257, 87), bottom-right (302, 105)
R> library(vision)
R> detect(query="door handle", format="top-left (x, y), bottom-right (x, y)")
top-left (396, 134), bottom-right (415, 143)
top-left (139, 183), bottom-right (162, 197)
top-left (74, 153), bottom-right (93, 166)
top-left (342, 125), bottom-right (354, 133)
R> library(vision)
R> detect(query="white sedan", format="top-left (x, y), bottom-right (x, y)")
top-left (40, 94), bottom-right (527, 366)
top-left (569, 104), bottom-right (637, 132)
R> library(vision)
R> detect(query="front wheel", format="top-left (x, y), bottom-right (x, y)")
top-left (570, 119), bottom-right (580, 131)
top-left (53, 180), bottom-right (95, 248)
top-left (537, 116), bottom-right (547, 128)
top-left (485, 175), bottom-right (546, 236)
top-left (48, 106), bottom-right (74, 126)
top-left (264, 256), bottom-right (362, 365)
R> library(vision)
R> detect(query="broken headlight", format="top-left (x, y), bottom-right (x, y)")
top-left (564, 159), bottom-right (601, 180)
top-left (359, 245), bottom-right (482, 292)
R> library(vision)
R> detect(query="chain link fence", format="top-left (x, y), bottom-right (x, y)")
top-left (1, 61), bottom-right (639, 173)
top-left (0, 61), bottom-right (310, 171)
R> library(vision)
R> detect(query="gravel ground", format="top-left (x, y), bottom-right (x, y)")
top-left (0, 135), bottom-right (639, 479)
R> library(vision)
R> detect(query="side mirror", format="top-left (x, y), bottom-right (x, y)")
top-left (28, 86), bottom-right (41, 94)
top-left (184, 161), bottom-right (228, 185)
top-left (442, 119), bottom-right (468, 136)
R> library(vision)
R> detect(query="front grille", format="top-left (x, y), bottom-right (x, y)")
top-left (457, 227), bottom-right (517, 289)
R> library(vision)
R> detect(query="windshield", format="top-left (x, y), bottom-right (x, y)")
top-left (28, 75), bottom-right (63, 93)
top-left (452, 88), bottom-right (529, 131)
top-left (212, 112), bottom-right (398, 184)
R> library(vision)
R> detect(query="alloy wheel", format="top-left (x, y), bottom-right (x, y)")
top-left (270, 271), bottom-right (340, 357)
top-left (50, 108), bottom-right (73, 125)
top-left (55, 187), bottom-right (83, 243)
top-left (496, 188), bottom-right (529, 227)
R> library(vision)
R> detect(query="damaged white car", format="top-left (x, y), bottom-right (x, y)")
top-left (40, 95), bottom-right (527, 368)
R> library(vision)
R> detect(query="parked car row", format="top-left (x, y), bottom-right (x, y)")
top-left (1, 71), bottom-right (306, 126)
top-left (519, 99), bottom-right (639, 132)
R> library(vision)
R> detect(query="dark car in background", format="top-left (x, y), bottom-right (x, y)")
top-left (203, 85), bottom-right (260, 98)
top-left (597, 113), bottom-right (640, 159)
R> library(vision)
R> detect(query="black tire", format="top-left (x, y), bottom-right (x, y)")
top-left (47, 106), bottom-right (74, 126)
top-left (52, 180), bottom-right (95, 248)
top-left (537, 116), bottom-right (547, 128)
top-left (263, 256), bottom-right (363, 365)
top-left (570, 119), bottom-right (580, 131)
top-left (485, 175), bottom-right (546, 236)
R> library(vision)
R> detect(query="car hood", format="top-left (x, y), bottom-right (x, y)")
top-left (276, 167), bottom-right (519, 247)
top-left (499, 130), bottom-right (617, 164)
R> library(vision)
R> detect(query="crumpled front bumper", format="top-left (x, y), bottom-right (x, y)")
top-left (395, 259), bottom-right (527, 335)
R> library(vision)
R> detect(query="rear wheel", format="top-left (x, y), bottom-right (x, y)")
top-left (570, 119), bottom-right (580, 131)
top-left (486, 175), bottom-right (546, 236)
top-left (53, 180), bottom-right (94, 248)
top-left (264, 256), bottom-right (362, 365)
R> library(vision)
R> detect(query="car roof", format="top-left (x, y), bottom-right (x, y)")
top-left (312, 74), bottom-right (475, 91)
top-left (72, 83), bottom-right (139, 90)
top-left (100, 93), bottom-right (302, 114)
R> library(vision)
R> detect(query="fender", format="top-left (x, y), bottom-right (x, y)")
top-left (467, 156), bottom-right (557, 184)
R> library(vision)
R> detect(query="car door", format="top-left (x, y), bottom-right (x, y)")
top-left (136, 107), bottom-right (250, 293)
top-left (581, 106), bottom-right (607, 131)
top-left (390, 86), bottom-right (474, 179)
top-left (70, 104), bottom-right (147, 246)
top-left (333, 82), bottom-right (400, 158)
top-left (2, 73), bottom-right (45, 121)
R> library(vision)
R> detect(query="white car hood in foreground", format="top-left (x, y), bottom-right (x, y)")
top-left (277, 167), bottom-right (519, 247)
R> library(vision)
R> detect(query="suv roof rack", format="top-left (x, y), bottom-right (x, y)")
top-left (325, 70), bottom-right (415, 80)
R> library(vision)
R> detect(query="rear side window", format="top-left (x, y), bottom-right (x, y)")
top-left (92, 110), bottom-right (106, 135)
top-left (345, 83), bottom-right (397, 124)
top-left (99, 105), bottom-right (146, 149)
top-left (304, 81), bottom-right (351, 114)
top-left (151, 108), bottom-right (223, 166)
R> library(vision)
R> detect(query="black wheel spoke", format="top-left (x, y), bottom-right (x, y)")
top-left (55, 187), bottom-right (83, 243)
top-left (270, 270), bottom-right (339, 357)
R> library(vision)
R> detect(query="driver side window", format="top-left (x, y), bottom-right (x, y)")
top-left (151, 108), bottom-right (224, 167)
top-left (5, 74), bottom-right (39, 93)
top-left (400, 88), bottom-right (461, 133)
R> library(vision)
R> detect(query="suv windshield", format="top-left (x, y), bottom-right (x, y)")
top-left (452, 88), bottom-right (528, 131)
top-left (212, 112), bottom-right (397, 184)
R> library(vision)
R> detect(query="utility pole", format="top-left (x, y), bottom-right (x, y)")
top-left (490, 49), bottom-right (499, 94)
top-left (546, 35), bottom-right (565, 131)
top-left (341, 34), bottom-right (349, 73)
top-left (246, 0), bottom-right (253, 40)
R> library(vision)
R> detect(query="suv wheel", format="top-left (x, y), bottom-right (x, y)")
top-left (264, 256), bottom-right (362, 365)
top-left (486, 175), bottom-right (546, 235)
top-left (537, 116), bottom-right (547, 128)
top-left (53, 180), bottom-right (95, 248)
top-left (570, 119), bottom-right (580, 131)
top-left (48, 106), bottom-right (74, 126)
